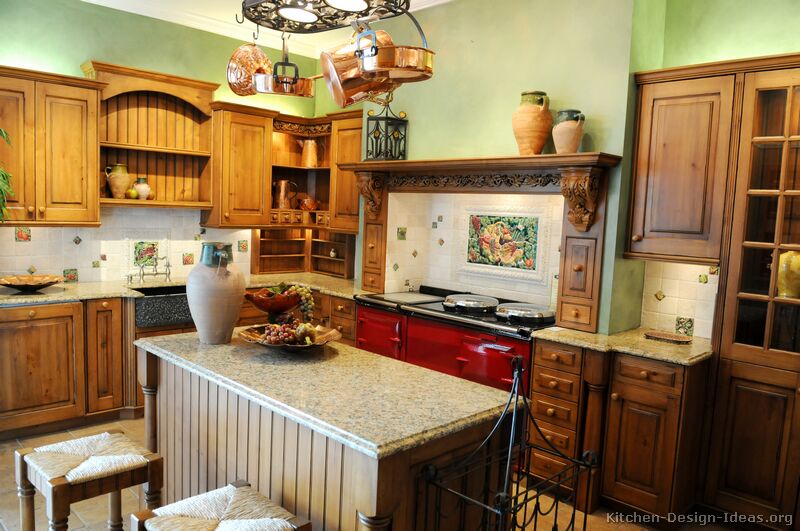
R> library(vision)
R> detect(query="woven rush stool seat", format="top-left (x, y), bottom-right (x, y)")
top-left (15, 429), bottom-right (163, 531)
top-left (131, 481), bottom-right (311, 531)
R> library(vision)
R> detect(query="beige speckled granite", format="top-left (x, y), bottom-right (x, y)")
top-left (531, 327), bottom-right (713, 366)
top-left (0, 272), bottom-right (361, 307)
top-left (135, 331), bottom-right (511, 459)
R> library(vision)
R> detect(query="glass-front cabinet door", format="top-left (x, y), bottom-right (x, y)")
top-left (723, 69), bottom-right (800, 371)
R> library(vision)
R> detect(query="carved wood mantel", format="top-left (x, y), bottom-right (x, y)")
top-left (343, 153), bottom-right (620, 232)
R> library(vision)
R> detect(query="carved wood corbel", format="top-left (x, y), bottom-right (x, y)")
top-left (559, 167), bottom-right (602, 232)
top-left (356, 172), bottom-right (385, 220)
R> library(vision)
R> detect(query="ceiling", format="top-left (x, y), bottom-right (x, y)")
top-left (80, 0), bottom-right (452, 58)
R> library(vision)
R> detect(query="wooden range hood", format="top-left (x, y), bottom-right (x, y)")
top-left (340, 152), bottom-right (621, 332)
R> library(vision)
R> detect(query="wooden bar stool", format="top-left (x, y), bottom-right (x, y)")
top-left (131, 480), bottom-right (311, 530)
top-left (14, 429), bottom-right (163, 531)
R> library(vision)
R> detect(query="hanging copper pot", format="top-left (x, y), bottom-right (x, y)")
top-left (321, 30), bottom-right (398, 108)
top-left (254, 34), bottom-right (318, 98)
top-left (227, 43), bottom-right (272, 96)
top-left (356, 12), bottom-right (434, 83)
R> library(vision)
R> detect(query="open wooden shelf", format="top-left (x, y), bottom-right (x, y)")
top-left (100, 198), bottom-right (213, 209)
top-left (252, 227), bottom-right (355, 279)
top-left (273, 163), bottom-right (330, 171)
top-left (100, 141), bottom-right (211, 158)
top-left (312, 254), bottom-right (346, 262)
top-left (262, 254), bottom-right (306, 258)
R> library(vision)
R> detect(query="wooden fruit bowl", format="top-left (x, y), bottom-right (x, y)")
top-left (244, 288), bottom-right (301, 315)
top-left (239, 324), bottom-right (342, 351)
top-left (0, 275), bottom-right (64, 293)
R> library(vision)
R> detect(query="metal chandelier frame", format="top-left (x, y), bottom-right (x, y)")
top-left (240, 0), bottom-right (411, 34)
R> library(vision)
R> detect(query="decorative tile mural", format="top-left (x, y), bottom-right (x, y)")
top-left (397, 227), bottom-right (407, 240)
top-left (73, 236), bottom-right (82, 245)
top-left (467, 214), bottom-right (538, 270)
top-left (675, 316), bottom-right (695, 336)
top-left (63, 268), bottom-right (78, 283)
top-left (15, 227), bottom-right (31, 242)
top-left (182, 253), bottom-right (195, 265)
top-left (237, 240), bottom-right (248, 253)
top-left (134, 241), bottom-right (158, 266)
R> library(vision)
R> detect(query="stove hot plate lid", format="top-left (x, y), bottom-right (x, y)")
top-left (442, 294), bottom-right (500, 311)
top-left (495, 303), bottom-right (555, 322)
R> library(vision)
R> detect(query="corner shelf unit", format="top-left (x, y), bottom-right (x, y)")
top-left (252, 228), bottom-right (355, 279)
top-left (83, 61), bottom-right (218, 209)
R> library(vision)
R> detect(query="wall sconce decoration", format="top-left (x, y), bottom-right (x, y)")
top-left (366, 104), bottom-right (407, 160)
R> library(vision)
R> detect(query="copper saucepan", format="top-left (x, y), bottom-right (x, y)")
top-left (356, 11), bottom-right (435, 83)
top-left (254, 34), bottom-right (318, 98)
top-left (321, 30), bottom-right (398, 108)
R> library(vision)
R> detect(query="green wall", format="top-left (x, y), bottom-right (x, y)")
top-left (0, 0), bottom-right (318, 116)
top-left (663, 0), bottom-right (800, 67)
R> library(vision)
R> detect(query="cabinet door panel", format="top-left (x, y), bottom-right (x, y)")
top-left (221, 111), bottom-right (271, 225)
top-left (329, 117), bottom-right (362, 232)
top-left (356, 306), bottom-right (405, 359)
top-left (562, 237), bottom-right (596, 298)
top-left (706, 360), bottom-right (800, 520)
top-left (0, 77), bottom-right (35, 222)
top-left (603, 381), bottom-right (679, 515)
top-left (0, 303), bottom-right (85, 431)
top-left (35, 83), bottom-right (98, 223)
top-left (629, 76), bottom-right (733, 261)
top-left (86, 298), bottom-right (123, 412)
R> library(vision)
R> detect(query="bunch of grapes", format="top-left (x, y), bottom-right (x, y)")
top-left (262, 323), bottom-right (300, 345)
top-left (285, 284), bottom-right (314, 321)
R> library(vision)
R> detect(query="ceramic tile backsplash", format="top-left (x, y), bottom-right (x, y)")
top-left (640, 261), bottom-right (719, 338)
top-left (385, 193), bottom-right (564, 309)
top-left (0, 208), bottom-right (251, 282)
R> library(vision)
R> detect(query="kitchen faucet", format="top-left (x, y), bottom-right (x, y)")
top-left (138, 255), bottom-right (171, 283)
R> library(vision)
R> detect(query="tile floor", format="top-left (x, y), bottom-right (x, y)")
top-left (0, 418), bottom-right (733, 530)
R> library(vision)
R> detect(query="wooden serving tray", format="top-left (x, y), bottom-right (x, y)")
top-left (644, 329), bottom-right (693, 344)
top-left (239, 324), bottom-right (342, 350)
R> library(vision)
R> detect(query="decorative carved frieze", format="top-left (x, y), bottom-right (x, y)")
top-left (273, 120), bottom-right (331, 137)
top-left (356, 172), bottom-right (385, 220)
top-left (385, 173), bottom-right (561, 190)
top-left (559, 167), bottom-right (601, 232)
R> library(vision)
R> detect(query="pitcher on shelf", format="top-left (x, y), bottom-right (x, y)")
top-left (275, 180), bottom-right (298, 210)
top-left (297, 138), bottom-right (319, 168)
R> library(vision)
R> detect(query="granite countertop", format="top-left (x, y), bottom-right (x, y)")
top-left (531, 326), bottom-right (713, 366)
top-left (0, 272), bottom-right (364, 307)
top-left (135, 331), bottom-right (511, 459)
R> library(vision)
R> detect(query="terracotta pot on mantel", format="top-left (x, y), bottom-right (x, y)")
top-left (511, 91), bottom-right (553, 155)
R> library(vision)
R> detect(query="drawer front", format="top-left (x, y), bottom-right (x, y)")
top-left (280, 211), bottom-right (292, 224)
top-left (270, 212), bottom-right (279, 224)
top-left (364, 223), bottom-right (384, 270)
top-left (615, 354), bottom-right (684, 394)
top-left (529, 448), bottom-right (572, 484)
top-left (534, 340), bottom-right (583, 374)
top-left (330, 315), bottom-right (355, 340)
top-left (292, 211), bottom-right (303, 224)
top-left (531, 365), bottom-right (581, 402)
top-left (562, 237), bottom-right (597, 299)
top-left (529, 420), bottom-right (577, 457)
top-left (312, 291), bottom-right (330, 324)
top-left (559, 301), bottom-right (592, 326)
top-left (362, 269), bottom-right (383, 292)
top-left (331, 297), bottom-right (356, 319)
top-left (531, 392), bottom-right (579, 429)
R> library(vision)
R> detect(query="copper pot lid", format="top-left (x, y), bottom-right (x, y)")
top-left (227, 43), bottom-right (273, 96)
top-left (442, 294), bottom-right (500, 311)
top-left (495, 303), bottom-right (555, 321)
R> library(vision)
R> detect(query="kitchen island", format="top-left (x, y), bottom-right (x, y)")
top-left (135, 331), bottom-right (512, 530)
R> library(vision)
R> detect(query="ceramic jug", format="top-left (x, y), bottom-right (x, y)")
top-left (297, 139), bottom-right (319, 168)
top-left (275, 180), bottom-right (298, 209)
top-left (511, 91), bottom-right (553, 156)
top-left (105, 163), bottom-right (131, 199)
top-left (187, 242), bottom-right (246, 344)
top-left (552, 109), bottom-right (586, 154)
top-left (133, 177), bottom-right (151, 201)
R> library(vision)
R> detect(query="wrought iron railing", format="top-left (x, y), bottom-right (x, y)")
top-left (418, 356), bottom-right (596, 530)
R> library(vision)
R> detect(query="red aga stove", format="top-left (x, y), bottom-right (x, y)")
top-left (354, 286), bottom-right (555, 392)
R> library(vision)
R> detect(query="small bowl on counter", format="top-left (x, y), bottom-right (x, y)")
top-left (0, 274), bottom-right (64, 293)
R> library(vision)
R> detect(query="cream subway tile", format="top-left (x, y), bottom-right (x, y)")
top-left (678, 280), bottom-right (697, 300)
top-left (643, 276), bottom-right (662, 295)
top-left (676, 298), bottom-right (696, 318)
top-left (697, 283), bottom-right (718, 301)
top-left (657, 313), bottom-right (676, 331)
top-left (661, 278), bottom-right (678, 296)
top-left (694, 318), bottom-right (713, 339)
top-left (659, 296), bottom-right (678, 315)
top-left (645, 261), bottom-right (663, 279)
top-left (642, 293), bottom-right (660, 312)
top-left (641, 311), bottom-right (658, 329)
top-left (695, 299), bottom-right (716, 322)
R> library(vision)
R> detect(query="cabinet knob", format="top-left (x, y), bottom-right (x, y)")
top-left (639, 370), bottom-right (649, 379)
top-left (27, 206), bottom-right (34, 214)
top-left (544, 435), bottom-right (553, 442)
top-left (549, 353), bottom-right (559, 362)
top-left (336, 305), bottom-right (345, 311)
top-left (632, 234), bottom-right (643, 242)
top-left (224, 212), bottom-right (230, 219)
top-left (548, 380), bottom-right (558, 389)
top-left (101, 301), bottom-right (109, 309)
top-left (545, 408), bottom-right (555, 417)
top-left (336, 325), bottom-right (344, 332)
top-left (611, 393), bottom-right (620, 401)
top-left (28, 310), bottom-right (36, 318)
top-left (368, 243), bottom-right (375, 249)
top-left (573, 264), bottom-right (584, 272)
top-left (571, 309), bottom-right (580, 317)
top-left (38, 206), bottom-right (46, 214)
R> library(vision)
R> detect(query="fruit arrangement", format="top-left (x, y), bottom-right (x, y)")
top-left (259, 320), bottom-right (317, 346)
top-left (244, 283), bottom-right (315, 322)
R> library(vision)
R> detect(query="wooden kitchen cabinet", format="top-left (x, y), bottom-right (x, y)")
top-left (626, 75), bottom-right (734, 264)
top-left (204, 102), bottom-right (277, 227)
top-left (705, 360), bottom-right (800, 522)
top-left (0, 303), bottom-right (86, 431)
top-left (0, 67), bottom-right (102, 225)
top-left (328, 116), bottom-right (362, 232)
top-left (85, 298), bottom-right (123, 413)
top-left (603, 354), bottom-right (706, 516)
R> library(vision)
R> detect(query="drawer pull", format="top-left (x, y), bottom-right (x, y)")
top-left (28, 310), bottom-right (36, 318)
top-left (500, 377), bottom-right (513, 385)
top-left (336, 305), bottom-right (345, 311)
top-left (547, 380), bottom-right (559, 389)
top-left (611, 393), bottom-right (620, 401)
top-left (572, 264), bottom-right (584, 272)
top-left (549, 353), bottom-right (559, 361)
top-left (368, 243), bottom-right (376, 249)
top-left (27, 205), bottom-right (34, 214)
top-left (571, 309), bottom-right (580, 317)
top-left (357, 338), bottom-right (365, 343)
top-left (101, 301), bottom-right (109, 309)
top-left (545, 408), bottom-right (555, 417)
top-left (455, 357), bottom-right (469, 364)
top-left (639, 370), bottom-right (649, 379)
top-left (336, 325), bottom-right (344, 332)
top-left (38, 206), bottom-right (46, 214)
top-left (545, 435), bottom-right (553, 442)
top-left (632, 234), bottom-right (643, 242)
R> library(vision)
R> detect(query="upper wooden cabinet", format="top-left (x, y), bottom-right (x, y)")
top-left (204, 102), bottom-right (276, 227)
top-left (329, 116), bottom-right (363, 232)
top-left (627, 76), bottom-right (734, 264)
top-left (0, 67), bottom-right (103, 225)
